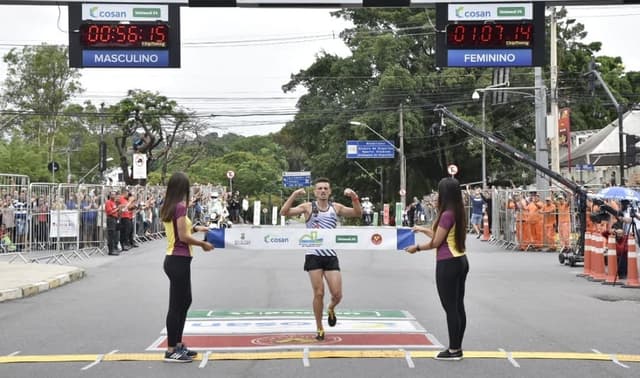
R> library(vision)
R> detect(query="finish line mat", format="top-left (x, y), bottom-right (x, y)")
top-left (147, 309), bottom-right (443, 352)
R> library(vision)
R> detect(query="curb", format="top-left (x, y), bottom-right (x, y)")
top-left (0, 268), bottom-right (86, 303)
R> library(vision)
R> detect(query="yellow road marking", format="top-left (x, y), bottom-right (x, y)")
top-left (1, 350), bottom-right (640, 364)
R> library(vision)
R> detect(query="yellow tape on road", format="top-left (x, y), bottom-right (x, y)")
top-left (2, 350), bottom-right (640, 364)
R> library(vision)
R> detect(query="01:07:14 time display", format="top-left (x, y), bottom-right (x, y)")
top-left (80, 23), bottom-right (169, 49)
top-left (446, 23), bottom-right (533, 49)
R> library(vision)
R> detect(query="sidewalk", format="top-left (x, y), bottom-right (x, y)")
top-left (0, 261), bottom-right (85, 303)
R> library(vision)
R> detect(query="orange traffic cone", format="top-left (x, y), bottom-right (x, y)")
top-left (603, 233), bottom-right (618, 285)
top-left (481, 213), bottom-right (490, 241)
top-left (578, 231), bottom-right (592, 278)
top-left (590, 233), bottom-right (606, 282)
top-left (623, 233), bottom-right (640, 288)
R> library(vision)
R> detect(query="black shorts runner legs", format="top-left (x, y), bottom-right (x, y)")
top-left (304, 255), bottom-right (340, 271)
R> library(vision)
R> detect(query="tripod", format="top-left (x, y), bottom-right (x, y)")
top-left (619, 218), bottom-right (634, 282)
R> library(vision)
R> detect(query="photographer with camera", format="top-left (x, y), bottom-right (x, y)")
top-left (598, 199), bottom-right (632, 280)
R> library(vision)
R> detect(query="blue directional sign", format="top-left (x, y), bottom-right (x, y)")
top-left (346, 140), bottom-right (396, 159)
top-left (282, 171), bottom-right (311, 188)
top-left (575, 164), bottom-right (595, 172)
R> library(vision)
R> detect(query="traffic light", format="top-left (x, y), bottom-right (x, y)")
top-left (99, 141), bottom-right (108, 172)
top-left (625, 134), bottom-right (640, 166)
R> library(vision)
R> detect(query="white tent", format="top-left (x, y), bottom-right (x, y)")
top-left (560, 107), bottom-right (640, 168)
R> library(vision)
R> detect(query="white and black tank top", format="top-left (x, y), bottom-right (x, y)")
top-left (305, 201), bottom-right (338, 257)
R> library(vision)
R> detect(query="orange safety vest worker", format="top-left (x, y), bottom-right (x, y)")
top-left (557, 197), bottom-right (571, 250)
top-left (542, 198), bottom-right (557, 250)
top-left (527, 195), bottom-right (544, 250)
top-left (519, 197), bottom-right (531, 251)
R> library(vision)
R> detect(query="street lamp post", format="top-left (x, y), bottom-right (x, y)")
top-left (472, 84), bottom-right (547, 190)
top-left (350, 121), bottom-right (406, 210)
top-left (472, 82), bottom-right (509, 189)
top-left (375, 166), bottom-right (383, 213)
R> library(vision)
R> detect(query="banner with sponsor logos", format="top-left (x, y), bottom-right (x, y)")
top-left (205, 227), bottom-right (419, 251)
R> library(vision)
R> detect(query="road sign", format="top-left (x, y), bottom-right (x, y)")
top-left (282, 171), bottom-right (311, 188)
top-left (448, 164), bottom-right (458, 176)
top-left (346, 140), bottom-right (395, 159)
top-left (575, 164), bottom-right (595, 172)
top-left (227, 170), bottom-right (235, 179)
top-left (399, 189), bottom-right (406, 196)
top-left (47, 161), bottom-right (60, 173)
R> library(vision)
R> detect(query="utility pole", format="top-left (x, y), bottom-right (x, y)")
top-left (399, 104), bottom-right (406, 210)
top-left (550, 7), bottom-right (561, 174)
top-left (535, 67), bottom-right (549, 191)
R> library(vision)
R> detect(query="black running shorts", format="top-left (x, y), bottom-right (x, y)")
top-left (304, 255), bottom-right (340, 272)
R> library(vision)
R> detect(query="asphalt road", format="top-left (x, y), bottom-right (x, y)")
top-left (1, 226), bottom-right (639, 378)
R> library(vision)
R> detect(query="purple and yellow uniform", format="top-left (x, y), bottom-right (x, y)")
top-left (163, 202), bottom-right (193, 257)
top-left (436, 210), bottom-right (466, 261)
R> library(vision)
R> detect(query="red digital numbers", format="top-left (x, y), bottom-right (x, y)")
top-left (447, 23), bottom-right (533, 48)
top-left (81, 23), bottom-right (168, 49)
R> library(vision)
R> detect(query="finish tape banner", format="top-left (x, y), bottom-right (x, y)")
top-left (205, 227), bottom-right (418, 251)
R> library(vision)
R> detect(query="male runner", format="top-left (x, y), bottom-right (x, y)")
top-left (280, 177), bottom-right (362, 341)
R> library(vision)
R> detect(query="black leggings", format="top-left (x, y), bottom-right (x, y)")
top-left (436, 255), bottom-right (469, 350)
top-left (164, 255), bottom-right (193, 348)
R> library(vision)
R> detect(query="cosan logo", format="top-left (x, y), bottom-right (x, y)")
top-left (455, 6), bottom-right (492, 19)
top-left (89, 6), bottom-right (127, 19)
top-left (264, 235), bottom-right (289, 244)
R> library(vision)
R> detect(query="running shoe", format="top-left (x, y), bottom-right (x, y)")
top-left (178, 344), bottom-right (198, 357)
top-left (164, 349), bottom-right (192, 363)
top-left (315, 330), bottom-right (325, 341)
top-left (327, 308), bottom-right (337, 327)
top-left (434, 349), bottom-right (463, 361)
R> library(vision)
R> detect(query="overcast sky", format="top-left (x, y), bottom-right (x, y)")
top-left (0, 4), bottom-right (638, 136)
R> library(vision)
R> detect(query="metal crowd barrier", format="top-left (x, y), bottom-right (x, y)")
top-left (485, 189), bottom-right (579, 253)
top-left (0, 178), bottom-right (168, 264)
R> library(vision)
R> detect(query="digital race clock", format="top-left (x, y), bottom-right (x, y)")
top-left (80, 23), bottom-right (169, 49)
top-left (446, 22), bottom-right (533, 49)
top-left (435, 3), bottom-right (545, 68)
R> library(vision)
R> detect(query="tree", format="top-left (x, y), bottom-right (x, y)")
top-left (108, 89), bottom-right (201, 185)
top-left (281, 8), bottom-right (478, 199)
top-left (2, 44), bottom-right (83, 172)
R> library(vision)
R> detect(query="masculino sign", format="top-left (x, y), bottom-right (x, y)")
top-left (82, 50), bottom-right (169, 67)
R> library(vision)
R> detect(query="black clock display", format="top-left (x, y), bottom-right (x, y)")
top-left (80, 23), bottom-right (169, 49)
top-left (447, 22), bottom-right (533, 49)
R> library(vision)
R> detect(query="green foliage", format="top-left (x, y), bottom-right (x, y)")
top-left (2, 45), bottom-right (83, 170)
top-left (0, 139), bottom-right (50, 180)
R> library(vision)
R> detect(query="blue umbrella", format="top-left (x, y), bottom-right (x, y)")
top-left (595, 186), bottom-right (640, 201)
